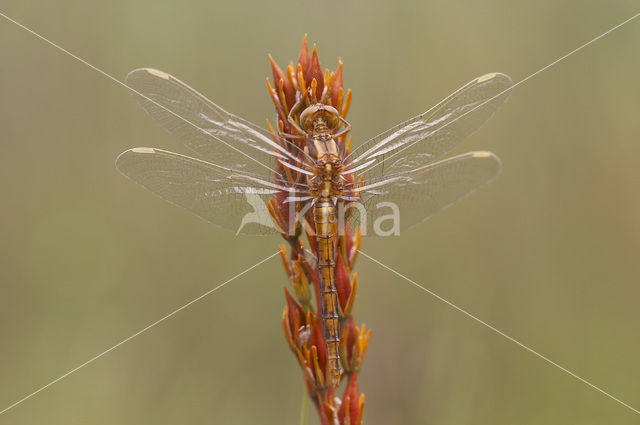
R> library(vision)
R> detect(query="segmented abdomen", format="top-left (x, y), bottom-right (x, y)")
top-left (313, 199), bottom-right (341, 387)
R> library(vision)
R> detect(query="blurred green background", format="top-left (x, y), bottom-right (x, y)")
top-left (1, 1), bottom-right (639, 424)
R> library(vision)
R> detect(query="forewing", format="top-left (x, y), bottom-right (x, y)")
top-left (116, 148), bottom-right (288, 235)
top-left (125, 68), bottom-right (293, 176)
top-left (346, 151), bottom-right (502, 235)
top-left (347, 73), bottom-right (512, 181)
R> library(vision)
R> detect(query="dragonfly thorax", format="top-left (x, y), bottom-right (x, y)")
top-left (301, 105), bottom-right (342, 162)
top-left (307, 160), bottom-right (344, 199)
top-left (298, 104), bottom-right (345, 200)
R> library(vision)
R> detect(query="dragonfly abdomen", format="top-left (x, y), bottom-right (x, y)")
top-left (313, 198), bottom-right (341, 387)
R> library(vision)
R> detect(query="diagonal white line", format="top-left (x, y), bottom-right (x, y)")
top-left (0, 10), bottom-right (275, 175)
top-left (1, 3), bottom-right (639, 418)
top-left (358, 11), bottom-right (640, 177)
top-left (359, 250), bottom-right (640, 415)
top-left (0, 251), bottom-right (279, 416)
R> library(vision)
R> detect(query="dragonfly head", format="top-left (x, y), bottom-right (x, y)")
top-left (299, 103), bottom-right (340, 132)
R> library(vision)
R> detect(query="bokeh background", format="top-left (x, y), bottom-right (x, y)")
top-left (1, 1), bottom-right (639, 424)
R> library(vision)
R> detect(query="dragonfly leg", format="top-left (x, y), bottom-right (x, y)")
top-left (288, 100), bottom-right (308, 136)
top-left (279, 131), bottom-right (305, 140)
top-left (333, 116), bottom-right (351, 138)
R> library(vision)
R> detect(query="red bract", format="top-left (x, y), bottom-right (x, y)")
top-left (335, 250), bottom-right (352, 313)
top-left (269, 36), bottom-right (368, 425)
top-left (269, 54), bottom-right (295, 112)
top-left (330, 61), bottom-right (343, 108)
top-left (306, 46), bottom-right (324, 102)
top-left (339, 374), bottom-right (365, 425)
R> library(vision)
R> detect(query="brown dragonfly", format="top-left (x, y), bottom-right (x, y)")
top-left (116, 68), bottom-right (512, 386)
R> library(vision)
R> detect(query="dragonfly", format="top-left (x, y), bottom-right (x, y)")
top-left (116, 68), bottom-right (513, 387)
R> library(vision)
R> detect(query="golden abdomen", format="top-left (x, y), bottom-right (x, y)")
top-left (313, 199), bottom-right (341, 387)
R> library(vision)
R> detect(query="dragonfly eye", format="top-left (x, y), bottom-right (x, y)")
top-left (299, 104), bottom-right (320, 130)
top-left (300, 104), bottom-right (340, 130)
top-left (324, 106), bottom-right (340, 129)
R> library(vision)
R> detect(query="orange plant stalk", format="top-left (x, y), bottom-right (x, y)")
top-left (266, 36), bottom-right (371, 425)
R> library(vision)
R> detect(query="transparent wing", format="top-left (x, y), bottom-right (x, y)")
top-left (125, 68), bottom-right (297, 176)
top-left (346, 73), bottom-right (512, 182)
top-left (344, 151), bottom-right (502, 236)
top-left (115, 147), bottom-right (298, 236)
